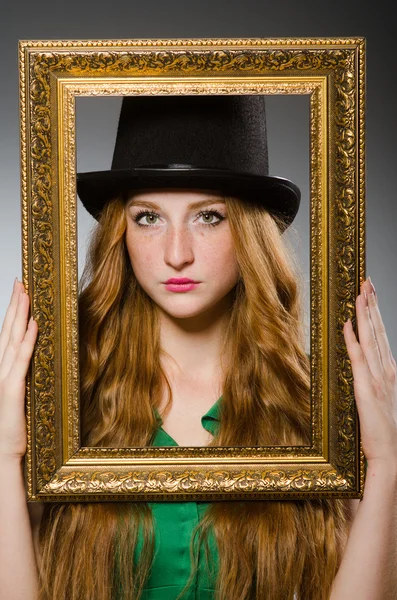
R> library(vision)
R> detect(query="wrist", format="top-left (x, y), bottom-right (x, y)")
top-left (0, 453), bottom-right (24, 470)
top-left (366, 457), bottom-right (397, 475)
top-left (364, 459), bottom-right (397, 496)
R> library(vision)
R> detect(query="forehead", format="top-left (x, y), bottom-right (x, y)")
top-left (127, 188), bottom-right (225, 208)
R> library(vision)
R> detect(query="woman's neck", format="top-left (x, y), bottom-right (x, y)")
top-left (158, 297), bottom-right (231, 378)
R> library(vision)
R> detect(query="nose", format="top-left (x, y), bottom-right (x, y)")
top-left (163, 223), bottom-right (194, 270)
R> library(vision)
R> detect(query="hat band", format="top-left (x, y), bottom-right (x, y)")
top-left (137, 163), bottom-right (195, 170)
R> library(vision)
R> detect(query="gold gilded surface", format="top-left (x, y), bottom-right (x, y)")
top-left (357, 40), bottom-right (366, 493)
top-left (19, 42), bottom-right (33, 497)
top-left (40, 467), bottom-right (349, 500)
top-left (20, 38), bottom-right (365, 501)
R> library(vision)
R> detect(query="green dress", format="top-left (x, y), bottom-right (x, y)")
top-left (133, 397), bottom-right (222, 599)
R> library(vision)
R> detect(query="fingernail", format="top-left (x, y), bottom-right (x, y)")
top-left (362, 289), bottom-right (368, 306)
top-left (367, 276), bottom-right (376, 297)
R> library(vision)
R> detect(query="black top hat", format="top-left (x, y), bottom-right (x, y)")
top-left (77, 94), bottom-right (300, 232)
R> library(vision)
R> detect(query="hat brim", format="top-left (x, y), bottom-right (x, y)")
top-left (76, 167), bottom-right (300, 231)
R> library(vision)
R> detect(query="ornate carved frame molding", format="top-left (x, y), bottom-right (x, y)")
top-left (19, 37), bottom-right (366, 501)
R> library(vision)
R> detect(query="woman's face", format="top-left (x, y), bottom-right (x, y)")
top-left (125, 188), bottom-right (240, 321)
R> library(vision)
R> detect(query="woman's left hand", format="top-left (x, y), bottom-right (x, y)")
top-left (343, 277), bottom-right (397, 467)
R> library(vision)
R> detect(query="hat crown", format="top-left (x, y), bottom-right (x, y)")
top-left (77, 94), bottom-right (300, 231)
top-left (111, 95), bottom-right (269, 176)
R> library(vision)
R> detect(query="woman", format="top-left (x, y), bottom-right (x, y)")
top-left (0, 95), bottom-right (396, 600)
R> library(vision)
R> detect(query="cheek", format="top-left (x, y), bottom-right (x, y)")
top-left (125, 234), bottom-right (157, 273)
top-left (204, 234), bottom-right (239, 280)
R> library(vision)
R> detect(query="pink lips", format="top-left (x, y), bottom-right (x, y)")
top-left (164, 278), bottom-right (200, 292)
top-left (165, 278), bottom-right (198, 284)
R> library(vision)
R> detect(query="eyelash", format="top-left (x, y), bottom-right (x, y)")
top-left (132, 209), bottom-right (226, 228)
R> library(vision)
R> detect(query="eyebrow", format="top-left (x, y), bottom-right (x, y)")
top-left (127, 198), bottom-right (226, 211)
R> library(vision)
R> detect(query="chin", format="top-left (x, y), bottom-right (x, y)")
top-left (156, 294), bottom-right (232, 321)
top-left (158, 303), bottom-right (211, 320)
top-left (140, 283), bottom-right (236, 320)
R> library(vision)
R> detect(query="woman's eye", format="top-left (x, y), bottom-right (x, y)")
top-left (132, 209), bottom-right (225, 228)
top-left (133, 211), bottom-right (160, 226)
top-left (197, 210), bottom-right (225, 227)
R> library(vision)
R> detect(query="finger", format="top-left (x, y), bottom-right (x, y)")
top-left (0, 292), bottom-right (31, 380)
top-left (6, 317), bottom-right (38, 386)
top-left (343, 317), bottom-right (373, 406)
top-left (390, 348), bottom-right (396, 369)
top-left (0, 279), bottom-right (24, 363)
top-left (1, 319), bottom-right (38, 449)
top-left (364, 281), bottom-right (395, 377)
top-left (355, 290), bottom-right (383, 384)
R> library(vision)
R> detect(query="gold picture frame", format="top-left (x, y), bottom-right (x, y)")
top-left (20, 37), bottom-right (366, 502)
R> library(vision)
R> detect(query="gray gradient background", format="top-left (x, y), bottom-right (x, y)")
top-left (0, 1), bottom-right (395, 357)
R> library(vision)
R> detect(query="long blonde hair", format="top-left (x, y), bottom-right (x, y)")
top-left (38, 193), bottom-right (350, 600)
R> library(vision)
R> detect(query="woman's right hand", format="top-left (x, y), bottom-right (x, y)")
top-left (0, 279), bottom-right (38, 461)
